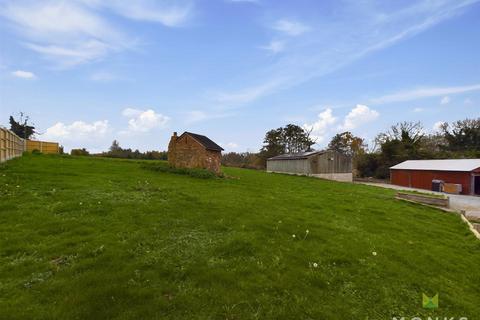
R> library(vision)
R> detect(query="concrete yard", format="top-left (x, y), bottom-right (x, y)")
top-left (356, 182), bottom-right (480, 211)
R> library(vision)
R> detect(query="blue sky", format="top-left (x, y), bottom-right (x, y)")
top-left (0, 0), bottom-right (479, 153)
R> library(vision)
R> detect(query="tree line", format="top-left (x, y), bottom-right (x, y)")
top-left (222, 118), bottom-right (480, 179)
top-left (96, 140), bottom-right (168, 160)
top-left (8, 113), bottom-right (480, 177)
top-left (70, 140), bottom-right (168, 160)
top-left (355, 118), bottom-right (480, 178)
top-left (8, 113), bottom-right (167, 160)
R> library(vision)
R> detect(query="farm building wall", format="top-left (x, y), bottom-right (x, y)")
top-left (168, 134), bottom-right (221, 173)
top-left (266, 150), bottom-right (352, 182)
top-left (313, 151), bottom-right (352, 174)
top-left (310, 173), bottom-right (353, 182)
top-left (266, 158), bottom-right (311, 175)
top-left (390, 169), bottom-right (473, 195)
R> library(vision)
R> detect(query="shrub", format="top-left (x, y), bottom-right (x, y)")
top-left (222, 152), bottom-right (265, 169)
top-left (356, 153), bottom-right (380, 178)
top-left (71, 148), bottom-right (90, 156)
top-left (142, 162), bottom-right (220, 179)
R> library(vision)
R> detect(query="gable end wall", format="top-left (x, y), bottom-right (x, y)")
top-left (168, 134), bottom-right (221, 173)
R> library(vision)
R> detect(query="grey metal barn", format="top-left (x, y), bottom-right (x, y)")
top-left (266, 150), bottom-right (353, 182)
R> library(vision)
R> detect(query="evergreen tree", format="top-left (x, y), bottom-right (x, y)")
top-left (9, 113), bottom-right (35, 139)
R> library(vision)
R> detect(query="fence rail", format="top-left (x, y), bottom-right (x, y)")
top-left (26, 140), bottom-right (59, 154)
top-left (1, 127), bottom-right (60, 163)
top-left (0, 127), bottom-right (25, 163)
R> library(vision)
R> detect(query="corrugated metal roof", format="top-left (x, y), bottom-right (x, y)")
top-left (390, 159), bottom-right (480, 172)
top-left (267, 150), bottom-right (325, 160)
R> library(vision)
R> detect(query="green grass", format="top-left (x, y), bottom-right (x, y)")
top-left (0, 154), bottom-right (479, 319)
top-left (141, 161), bottom-right (221, 179)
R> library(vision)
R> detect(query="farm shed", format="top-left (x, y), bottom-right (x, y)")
top-left (168, 131), bottom-right (224, 173)
top-left (267, 150), bottom-right (353, 182)
top-left (390, 159), bottom-right (480, 195)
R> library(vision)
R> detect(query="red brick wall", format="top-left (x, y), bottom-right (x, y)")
top-left (390, 169), bottom-right (472, 195)
top-left (168, 134), bottom-right (221, 173)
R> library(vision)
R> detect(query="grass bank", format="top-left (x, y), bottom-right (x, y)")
top-left (0, 154), bottom-right (479, 319)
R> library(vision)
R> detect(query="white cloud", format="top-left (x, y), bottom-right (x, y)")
top-left (11, 70), bottom-right (36, 79)
top-left (1, 1), bottom-right (124, 67)
top-left (43, 120), bottom-right (109, 141)
top-left (413, 107), bottom-right (423, 112)
top-left (1, 0), bottom-right (192, 67)
top-left (92, 1), bottom-right (193, 27)
top-left (228, 0), bottom-right (259, 3)
top-left (226, 142), bottom-right (238, 148)
top-left (260, 40), bottom-right (285, 54)
top-left (340, 104), bottom-right (379, 130)
top-left (184, 110), bottom-right (232, 124)
top-left (213, 1), bottom-right (478, 107)
top-left (90, 71), bottom-right (116, 82)
top-left (371, 83), bottom-right (480, 104)
top-left (2, 2), bottom-right (113, 38)
top-left (121, 108), bottom-right (141, 118)
top-left (25, 40), bottom-right (112, 68)
top-left (213, 78), bottom-right (286, 106)
top-left (440, 96), bottom-right (450, 105)
top-left (121, 108), bottom-right (170, 133)
top-left (222, 142), bottom-right (239, 151)
top-left (273, 19), bottom-right (310, 36)
top-left (184, 110), bottom-right (208, 124)
top-left (303, 108), bottom-right (337, 143)
top-left (433, 121), bottom-right (445, 132)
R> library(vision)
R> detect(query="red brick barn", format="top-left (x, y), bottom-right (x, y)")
top-left (390, 159), bottom-right (480, 195)
top-left (168, 132), bottom-right (224, 173)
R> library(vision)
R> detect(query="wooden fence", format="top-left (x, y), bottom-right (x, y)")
top-left (1, 127), bottom-right (60, 163)
top-left (0, 127), bottom-right (25, 163)
top-left (26, 140), bottom-right (59, 154)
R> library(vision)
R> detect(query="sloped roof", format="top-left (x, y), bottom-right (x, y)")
top-left (182, 132), bottom-right (224, 151)
top-left (268, 150), bottom-right (325, 160)
top-left (390, 159), bottom-right (480, 172)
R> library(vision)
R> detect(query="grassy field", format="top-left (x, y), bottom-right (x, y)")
top-left (0, 154), bottom-right (479, 319)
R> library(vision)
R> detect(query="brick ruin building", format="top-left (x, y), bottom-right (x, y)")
top-left (168, 132), bottom-right (224, 173)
